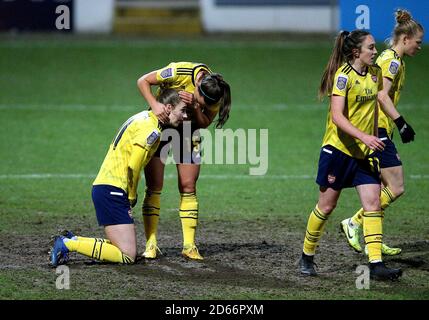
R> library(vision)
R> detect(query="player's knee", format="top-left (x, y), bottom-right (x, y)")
top-left (318, 203), bottom-right (336, 215)
top-left (179, 179), bottom-right (197, 193)
top-left (365, 197), bottom-right (381, 211)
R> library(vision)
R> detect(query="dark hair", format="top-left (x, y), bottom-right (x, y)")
top-left (318, 30), bottom-right (371, 100)
top-left (157, 88), bottom-right (181, 107)
top-left (389, 9), bottom-right (424, 46)
top-left (199, 73), bottom-right (231, 128)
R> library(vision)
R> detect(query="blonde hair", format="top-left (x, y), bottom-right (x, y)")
top-left (388, 9), bottom-right (424, 46)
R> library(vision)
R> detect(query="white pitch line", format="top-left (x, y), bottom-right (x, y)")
top-left (0, 173), bottom-right (428, 180)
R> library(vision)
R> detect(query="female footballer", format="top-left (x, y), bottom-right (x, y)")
top-left (298, 30), bottom-right (402, 281)
top-left (50, 89), bottom-right (188, 266)
top-left (341, 9), bottom-right (424, 256)
top-left (137, 62), bottom-right (231, 260)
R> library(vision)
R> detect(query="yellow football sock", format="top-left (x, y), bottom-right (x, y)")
top-left (363, 211), bottom-right (384, 262)
top-left (303, 205), bottom-right (329, 256)
top-left (351, 187), bottom-right (396, 227)
top-left (380, 186), bottom-right (396, 209)
top-left (351, 208), bottom-right (364, 227)
top-left (64, 238), bottom-right (134, 264)
top-left (142, 189), bottom-right (161, 244)
top-left (179, 192), bottom-right (198, 247)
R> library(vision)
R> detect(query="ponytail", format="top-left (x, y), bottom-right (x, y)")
top-left (318, 30), bottom-right (349, 100)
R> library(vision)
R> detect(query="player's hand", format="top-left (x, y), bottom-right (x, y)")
top-left (178, 91), bottom-right (194, 105)
top-left (129, 196), bottom-right (137, 208)
top-left (152, 102), bottom-right (170, 123)
top-left (361, 134), bottom-right (385, 151)
top-left (394, 116), bottom-right (415, 143)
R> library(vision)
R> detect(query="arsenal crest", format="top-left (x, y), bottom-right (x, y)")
top-left (327, 174), bottom-right (336, 184)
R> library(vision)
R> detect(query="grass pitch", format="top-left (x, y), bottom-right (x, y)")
top-left (0, 35), bottom-right (428, 300)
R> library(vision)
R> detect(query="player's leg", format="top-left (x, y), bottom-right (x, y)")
top-left (345, 168), bottom-right (401, 232)
top-left (61, 230), bottom-right (111, 244)
top-left (54, 224), bottom-right (136, 265)
top-left (142, 156), bottom-right (165, 259)
top-left (177, 163), bottom-right (203, 260)
top-left (300, 145), bottom-right (348, 275)
top-left (300, 186), bottom-right (340, 276)
top-left (356, 183), bottom-right (402, 280)
top-left (368, 165), bottom-right (404, 255)
top-left (50, 185), bottom-right (136, 266)
top-left (344, 134), bottom-right (403, 255)
top-left (356, 183), bottom-right (383, 262)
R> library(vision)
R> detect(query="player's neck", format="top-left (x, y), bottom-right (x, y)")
top-left (391, 45), bottom-right (404, 57)
top-left (349, 60), bottom-right (367, 74)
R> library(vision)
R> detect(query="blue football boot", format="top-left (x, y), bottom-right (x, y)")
top-left (50, 236), bottom-right (70, 267)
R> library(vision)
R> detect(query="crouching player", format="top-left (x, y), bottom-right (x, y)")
top-left (50, 89), bottom-right (188, 266)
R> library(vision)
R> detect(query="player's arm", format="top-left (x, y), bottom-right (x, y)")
top-left (137, 71), bottom-right (169, 123)
top-left (178, 91), bottom-right (216, 129)
top-left (377, 77), bottom-right (401, 120)
top-left (127, 143), bottom-right (151, 207)
top-left (331, 95), bottom-right (384, 151)
top-left (192, 103), bottom-right (217, 129)
top-left (377, 77), bottom-right (415, 143)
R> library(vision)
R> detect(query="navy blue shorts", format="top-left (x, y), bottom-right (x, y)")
top-left (372, 128), bottom-right (402, 168)
top-left (92, 185), bottom-right (134, 226)
top-left (316, 145), bottom-right (381, 190)
top-left (154, 121), bottom-right (201, 164)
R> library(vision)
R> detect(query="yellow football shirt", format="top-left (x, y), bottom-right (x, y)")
top-left (376, 49), bottom-right (405, 136)
top-left (155, 61), bottom-right (220, 114)
top-left (93, 111), bottom-right (161, 193)
top-left (322, 63), bottom-right (383, 159)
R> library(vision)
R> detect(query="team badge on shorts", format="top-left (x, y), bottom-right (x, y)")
top-left (336, 76), bottom-right (347, 90)
top-left (128, 209), bottom-right (133, 219)
top-left (146, 130), bottom-right (160, 145)
top-left (389, 61), bottom-right (399, 75)
top-left (371, 75), bottom-right (377, 83)
top-left (327, 174), bottom-right (336, 184)
top-left (160, 68), bottom-right (173, 79)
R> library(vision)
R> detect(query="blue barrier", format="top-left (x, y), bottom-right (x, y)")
top-left (340, 0), bottom-right (428, 43)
